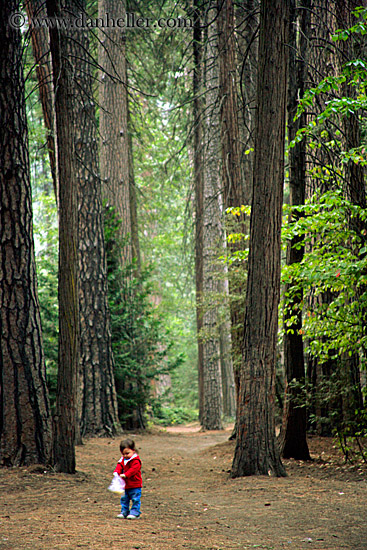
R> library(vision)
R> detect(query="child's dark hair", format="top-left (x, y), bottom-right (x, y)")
top-left (120, 438), bottom-right (136, 453)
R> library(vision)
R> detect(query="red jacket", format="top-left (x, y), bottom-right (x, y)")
top-left (114, 454), bottom-right (142, 489)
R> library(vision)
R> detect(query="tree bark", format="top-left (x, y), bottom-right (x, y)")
top-left (0, 0), bottom-right (53, 467)
top-left (47, 0), bottom-right (79, 473)
top-left (279, 0), bottom-right (311, 461)
top-left (235, 0), bottom-right (259, 206)
top-left (201, 4), bottom-right (223, 430)
top-left (218, 275), bottom-right (236, 418)
top-left (217, 0), bottom-right (245, 418)
top-left (72, 1), bottom-right (121, 439)
top-left (127, 96), bottom-right (141, 272)
top-left (99, 0), bottom-right (132, 265)
top-left (193, 0), bottom-right (205, 422)
top-left (231, 0), bottom-right (289, 477)
top-left (305, 0), bottom-right (340, 436)
top-left (335, 0), bottom-right (366, 425)
top-left (25, 0), bottom-right (57, 199)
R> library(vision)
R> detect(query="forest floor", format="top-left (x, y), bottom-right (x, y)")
top-left (1, 424), bottom-right (367, 550)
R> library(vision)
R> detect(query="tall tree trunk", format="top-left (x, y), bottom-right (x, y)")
top-left (128, 97), bottom-right (141, 272)
top-left (0, 0), bottom-right (53, 467)
top-left (73, 1), bottom-right (121, 439)
top-left (306, 0), bottom-right (340, 435)
top-left (217, 0), bottom-right (245, 418)
top-left (201, 4), bottom-right (223, 430)
top-left (335, 0), bottom-right (366, 426)
top-left (25, 0), bottom-right (57, 198)
top-left (193, 0), bottom-right (205, 422)
top-left (218, 275), bottom-right (236, 417)
top-left (279, 0), bottom-right (311, 461)
top-left (99, 0), bottom-right (131, 265)
top-left (28, 0), bottom-right (120, 440)
top-left (47, 0), bottom-right (79, 473)
top-left (235, 0), bottom-right (259, 206)
top-left (231, 0), bottom-right (289, 477)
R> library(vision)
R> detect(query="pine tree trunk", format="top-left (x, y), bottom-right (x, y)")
top-left (305, 0), bottom-right (340, 435)
top-left (235, 0), bottom-right (258, 206)
top-left (279, 0), bottom-right (311, 461)
top-left (193, 0), bottom-right (205, 422)
top-left (231, 0), bottom-right (289, 477)
top-left (128, 97), bottom-right (141, 272)
top-left (201, 6), bottom-right (223, 430)
top-left (0, 0), bottom-right (53, 467)
top-left (335, 0), bottom-right (366, 425)
top-left (47, 0), bottom-right (79, 473)
top-left (217, 0), bottom-right (245, 418)
top-left (99, 0), bottom-right (131, 265)
top-left (72, 2), bottom-right (121, 439)
top-left (25, 0), bottom-right (57, 198)
top-left (218, 276), bottom-right (236, 418)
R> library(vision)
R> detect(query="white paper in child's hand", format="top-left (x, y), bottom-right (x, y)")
top-left (108, 473), bottom-right (126, 495)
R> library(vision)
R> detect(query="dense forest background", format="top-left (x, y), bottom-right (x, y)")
top-left (1, 0), bottom-right (367, 476)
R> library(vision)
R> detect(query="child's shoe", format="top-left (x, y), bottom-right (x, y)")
top-left (126, 514), bottom-right (139, 519)
top-left (116, 513), bottom-right (126, 519)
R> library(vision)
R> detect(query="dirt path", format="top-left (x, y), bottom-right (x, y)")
top-left (1, 425), bottom-right (367, 550)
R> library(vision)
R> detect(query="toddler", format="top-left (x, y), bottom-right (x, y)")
top-left (114, 438), bottom-right (142, 519)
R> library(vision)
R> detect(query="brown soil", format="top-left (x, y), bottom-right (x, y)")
top-left (1, 424), bottom-right (367, 550)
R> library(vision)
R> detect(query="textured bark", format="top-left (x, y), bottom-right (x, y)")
top-left (72, 2), bottom-right (120, 439)
top-left (193, 0), bottom-right (205, 422)
top-left (305, 0), bottom-right (340, 436)
top-left (231, 0), bottom-right (289, 477)
top-left (25, 0), bottom-right (57, 198)
top-left (218, 276), bottom-right (236, 418)
top-left (217, 0), bottom-right (245, 416)
top-left (335, 0), bottom-right (366, 424)
top-left (0, 0), bottom-right (53, 467)
top-left (201, 6), bottom-right (223, 431)
top-left (99, 0), bottom-right (131, 265)
top-left (235, 0), bottom-right (259, 206)
top-left (47, 0), bottom-right (79, 473)
top-left (279, 0), bottom-right (311, 461)
top-left (128, 97), bottom-right (141, 272)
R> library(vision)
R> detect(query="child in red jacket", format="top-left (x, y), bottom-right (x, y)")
top-left (114, 439), bottom-right (142, 519)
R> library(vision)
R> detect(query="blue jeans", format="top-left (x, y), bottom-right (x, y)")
top-left (120, 488), bottom-right (142, 517)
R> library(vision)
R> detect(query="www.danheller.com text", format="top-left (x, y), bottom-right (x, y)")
top-left (9, 11), bottom-right (193, 31)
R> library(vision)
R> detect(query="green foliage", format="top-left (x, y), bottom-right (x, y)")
top-left (149, 402), bottom-right (198, 426)
top-left (281, 190), bottom-right (367, 363)
top-left (287, 376), bottom-right (367, 463)
top-left (292, 7), bottom-right (367, 153)
top-left (280, 6), bottom-right (367, 455)
top-left (33, 192), bottom-right (59, 413)
top-left (104, 206), bottom-right (185, 429)
top-left (36, 195), bottom-right (59, 398)
top-left (281, 4), bottom-right (367, 365)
